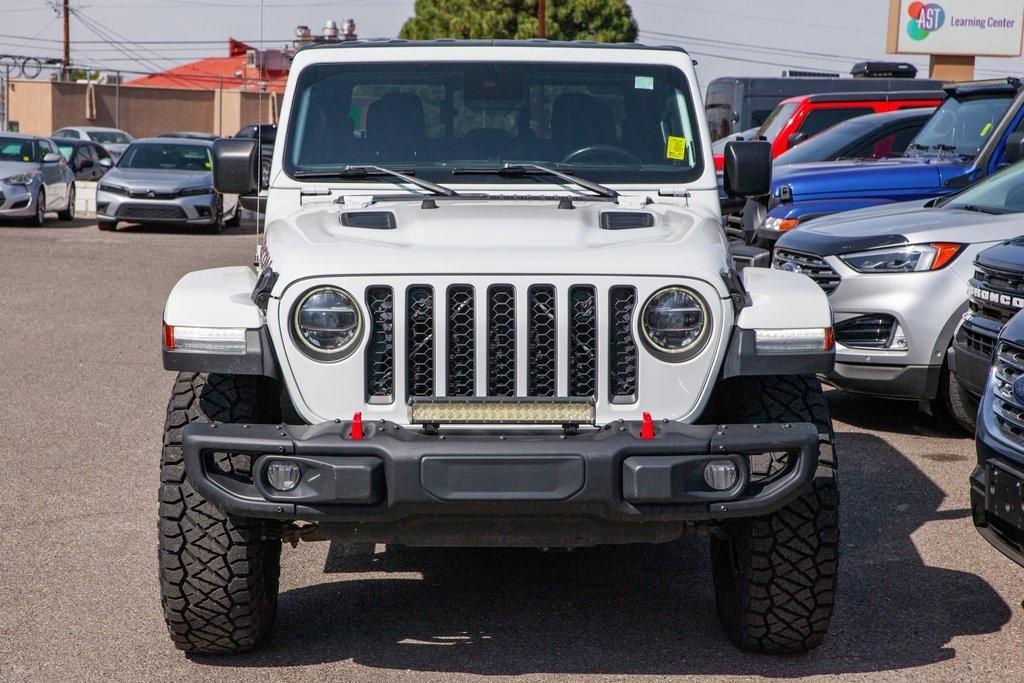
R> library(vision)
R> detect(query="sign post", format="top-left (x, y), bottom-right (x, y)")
top-left (886, 0), bottom-right (1024, 80)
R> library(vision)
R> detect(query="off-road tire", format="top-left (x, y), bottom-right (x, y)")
top-left (98, 220), bottom-right (116, 231)
top-left (57, 184), bottom-right (75, 221)
top-left (943, 366), bottom-right (978, 434)
top-left (703, 375), bottom-right (839, 654)
top-left (159, 372), bottom-right (282, 653)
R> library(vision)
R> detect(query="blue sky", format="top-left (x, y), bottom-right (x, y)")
top-left (1, 0), bottom-right (1023, 87)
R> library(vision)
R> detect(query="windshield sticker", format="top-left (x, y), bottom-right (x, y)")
top-left (634, 75), bottom-right (654, 90)
top-left (980, 122), bottom-right (993, 137)
top-left (665, 136), bottom-right (687, 161)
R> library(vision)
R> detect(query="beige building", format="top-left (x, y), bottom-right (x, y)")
top-left (4, 79), bottom-right (279, 138)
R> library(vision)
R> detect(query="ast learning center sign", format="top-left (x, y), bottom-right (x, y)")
top-left (887, 0), bottom-right (1024, 57)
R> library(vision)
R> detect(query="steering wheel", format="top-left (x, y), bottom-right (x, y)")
top-left (562, 144), bottom-right (643, 165)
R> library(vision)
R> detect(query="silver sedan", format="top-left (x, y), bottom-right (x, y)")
top-left (0, 133), bottom-right (77, 226)
top-left (95, 138), bottom-right (239, 233)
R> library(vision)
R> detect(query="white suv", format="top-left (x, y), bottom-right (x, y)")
top-left (158, 40), bottom-right (838, 655)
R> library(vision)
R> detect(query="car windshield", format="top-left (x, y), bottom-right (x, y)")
top-left (118, 143), bottom-right (212, 171)
top-left (90, 130), bottom-right (133, 145)
top-left (756, 102), bottom-right (798, 144)
top-left (909, 94), bottom-right (1013, 157)
top-left (945, 159), bottom-right (1024, 214)
top-left (285, 61), bottom-right (704, 185)
top-left (774, 120), bottom-right (869, 165)
top-left (0, 137), bottom-right (38, 162)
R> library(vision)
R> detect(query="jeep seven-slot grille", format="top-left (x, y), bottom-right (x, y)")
top-left (992, 343), bottom-right (1024, 445)
top-left (364, 284), bottom-right (632, 404)
top-left (772, 249), bottom-right (842, 294)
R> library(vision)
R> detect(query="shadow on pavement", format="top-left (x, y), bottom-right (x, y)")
top-left (826, 389), bottom-right (968, 439)
top-left (193, 401), bottom-right (1009, 675)
top-left (116, 220), bottom-right (256, 237)
top-left (0, 217), bottom-right (95, 230)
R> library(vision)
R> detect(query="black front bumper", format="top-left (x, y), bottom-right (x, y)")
top-left (971, 389), bottom-right (1024, 568)
top-left (183, 419), bottom-right (821, 544)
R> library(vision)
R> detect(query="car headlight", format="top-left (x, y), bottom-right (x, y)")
top-left (839, 243), bottom-right (963, 273)
top-left (98, 182), bottom-right (127, 195)
top-left (292, 286), bottom-right (362, 360)
top-left (2, 171), bottom-right (37, 185)
top-left (762, 216), bottom-right (800, 233)
top-left (179, 186), bottom-right (213, 197)
top-left (640, 286), bottom-right (710, 361)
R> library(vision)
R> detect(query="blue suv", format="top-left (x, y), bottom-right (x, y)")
top-left (741, 78), bottom-right (1024, 252)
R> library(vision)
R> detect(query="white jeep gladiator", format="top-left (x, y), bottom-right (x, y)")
top-left (159, 40), bottom-right (838, 655)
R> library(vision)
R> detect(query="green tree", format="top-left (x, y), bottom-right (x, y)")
top-left (399, 0), bottom-right (638, 43)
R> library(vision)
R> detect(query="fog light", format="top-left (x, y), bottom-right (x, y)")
top-left (266, 461), bottom-right (301, 492)
top-left (704, 460), bottom-right (738, 491)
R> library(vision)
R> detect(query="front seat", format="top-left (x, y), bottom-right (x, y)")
top-left (550, 93), bottom-right (617, 158)
top-left (365, 92), bottom-right (428, 162)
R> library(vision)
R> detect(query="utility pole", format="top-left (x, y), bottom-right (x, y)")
top-left (538, 0), bottom-right (546, 38)
top-left (62, 0), bottom-right (70, 80)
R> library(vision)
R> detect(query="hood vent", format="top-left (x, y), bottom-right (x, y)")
top-left (600, 211), bottom-right (655, 230)
top-left (340, 211), bottom-right (397, 230)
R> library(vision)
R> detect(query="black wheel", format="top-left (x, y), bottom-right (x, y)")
top-left (702, 375), bottom-right (839, 654)
top-left (97, 220), bottom-right (116, 231)
top-left (159, 372), bottom-right (282, 653)
top-left (57, 184), bottom-right (75, 221)
top-left (943, 365), bottom-right (978, 434)
top-left (204, 198), bottom-right (224, 234)
top-left (29, 188), bottom-right (45, 226)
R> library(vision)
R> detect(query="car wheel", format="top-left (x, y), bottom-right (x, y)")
top-left (29, 189), bottom-right (45, 227)
top-left (58, 184), bottom-right (76, 221)
top-left (98, 220), bottom-right (116, 231)
top-left (942, 365), bottom-right (978, 434)
top-left (224, 200), bottom-right (241, 228)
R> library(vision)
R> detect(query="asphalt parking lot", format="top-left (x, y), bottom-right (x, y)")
top-left (1, 218), bottom-right (1022, 682)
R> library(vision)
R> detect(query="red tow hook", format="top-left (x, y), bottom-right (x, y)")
top-left (640, 411), bottom-right (656, 440)
top-left (350, 411), bottom-right (364, 440)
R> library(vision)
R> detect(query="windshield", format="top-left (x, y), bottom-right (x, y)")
top-left (774, 121), bottom-right (868, 165)
top-left (945, 159), bottom-right (1024, 214)
top-left (285, 61), bottom-right (704, 185)
top-left (118, 143), bottom-right (212, 171)
top-left (756, 102), bottom-right (798, 143)
top-left (90, 130), bottom-right (133, 145)
top-left (0, 137), bottom-right (38, 162)
top-left (711, 127), bottom-right (758, 153)
top-left (910, 95), bottom-right (1013, 157)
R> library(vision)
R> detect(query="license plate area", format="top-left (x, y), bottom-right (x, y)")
top-left (986, 460), bottom-right (1024, 529)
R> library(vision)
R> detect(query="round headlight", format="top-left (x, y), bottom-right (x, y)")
top-left (640, 286), bottom-right (710, 360)
top-left (292, 286), bottom-right (362, 360)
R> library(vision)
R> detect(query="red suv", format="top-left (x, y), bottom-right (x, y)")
top-left (713, 90), bottom-right (943, 170)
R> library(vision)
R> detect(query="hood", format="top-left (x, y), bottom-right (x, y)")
top-left (264, 198), bottom-right (731, 296)
top-left (778, 200), bottom-right (1024, 256)
top-left (0, 160), bottom-right (38, 178)
top-left (104, 167), bottom-right (211, 192)
top-left (976, 236), bottom-right (1024, 273)
top-left (772, 158), bottom-right (965, 200)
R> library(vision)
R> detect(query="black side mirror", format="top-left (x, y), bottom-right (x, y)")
top-left (1006, 131), bottom-right (1024, 164)
top-left (787, 131), bottom-right (808, 148)
top-left (212, 137), bottom-right (258, 195)
top-left (723, 140), bottom-right (772, 198)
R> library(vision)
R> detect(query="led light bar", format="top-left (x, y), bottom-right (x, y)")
top-left (164, 323), bottom-right (246, 355)
top-left (755, 327), bottom-right (834, 354)
top-left (409, 398), bottom-right (596, 425)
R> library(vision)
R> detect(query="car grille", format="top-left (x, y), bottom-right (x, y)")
top-left (834, 314), bottom-right (896, 349)
top-left (127, 189), bottom-right (179, 200)
top-left (958, 321), bottom-right (997, 359)
top-left (969, 263), bottom-right (1024, 326)
top-left (116, 204), bottom-right (186, 220)
top-left (772, 249), bottom-right (842, 294)
top-left (365, 283), bottom-right (639, 404)
top-left (991, 343), bottom-right (1024, 445)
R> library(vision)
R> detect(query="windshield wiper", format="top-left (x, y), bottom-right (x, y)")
top-left (451, 162), bottom-right (618, 198)
top-left (952, 203), bottom-right (1005, 215)
top-left (292, 165), bottom-right (458, 197)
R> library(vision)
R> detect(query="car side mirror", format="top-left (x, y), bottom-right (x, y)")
top-left (723, 140), bottom-right (772, 198)
top-left (99, 157), bottom-right (113, 169)
top-left (212, 137), bottom-right (258, 195)
top-left (42, 152), bottom-right (62, 164)
top-left (787, 131), bottom-right (808, 148)
top-left (1005, 131), bottom-right (1024, 164)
